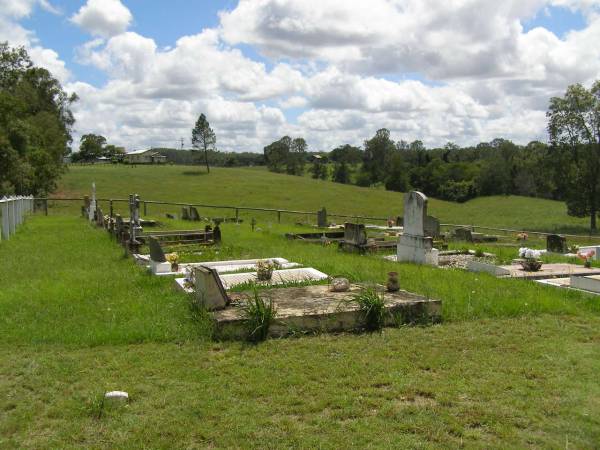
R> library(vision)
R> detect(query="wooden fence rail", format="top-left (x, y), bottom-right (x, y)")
top-left (35, 196), bottom-right (599, 240)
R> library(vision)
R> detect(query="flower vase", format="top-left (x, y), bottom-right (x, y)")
top-left (386, 272), bottom-right (399, 292)
top-left (520, 259), bottom-right (542, 272)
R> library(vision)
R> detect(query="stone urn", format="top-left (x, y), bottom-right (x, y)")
top-left (386, 272), bottom-right (400, 292)
top-left (520, 259), bottom-right (542, 272)
top-left (256, 261), bottom-right (274, 281)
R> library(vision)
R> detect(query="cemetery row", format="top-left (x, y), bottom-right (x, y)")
top-left (80, 183), bottom-right (600, 341)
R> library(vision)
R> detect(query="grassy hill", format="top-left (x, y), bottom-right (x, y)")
top-left (56, 164), bottom-right (592, 233)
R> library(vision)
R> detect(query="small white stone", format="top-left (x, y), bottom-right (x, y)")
top-left (104, 391), bottom-right (129, 407)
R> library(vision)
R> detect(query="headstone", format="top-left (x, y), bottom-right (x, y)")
top-left (96, 207), bottom-right (104, 227)
top-left (88, 183), bottom-right (96, 222)
top-left (148, 236), bottom-right (171, 274)
top-left (181, 207), bottom-right (190, 221)
top-left (397, 191), bottom-right (439, 266)
top-left (344, 223), bottom-right (367, 246)
top-left (193, 266), bottom-right (229, 310)
top-left (114, 214), bottom-right (124, 240)
top-left (148, 236), bottom-right (166, 262)
top-left (213, 224), bottom-right (222, 243)
top-left (189, 207), bottom-right (201, 221)
top-left (317, 207), bottom-right (328, 228)
top-left (453, 227), bottom-right (473, 242)
top-left (424, 215), bottom-right (440, 238)
top-left (546, 234), bottom-right (567, 253)
top-left (83, 195), bottom-right (90, 218)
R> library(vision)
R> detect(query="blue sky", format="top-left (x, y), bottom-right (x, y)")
top-left (2, 0), bottom-right (599, 152)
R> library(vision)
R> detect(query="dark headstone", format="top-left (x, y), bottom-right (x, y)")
top-left (96, 207), bottom-right (104, 227)
top-left (453, 227), bottom-right (473, 242)
top-left (189, 207), bottom-right (201, 221)
top-left (396, 216), bottom-right (403, 227)
top-left (148, 236), bottom-right (167, 262)
top-left (344, 223), bottom-right (367, 246)
top-left (317, 207), bottom-right (328, 228)
top-left (181, 207), bottom-right (190, 221)
top-left (166, 213), bottom-right (176, 219)
top-left (213, 224), bottom-right (222, 243)
top-left (546, 234), bottom-right (567, 253)
top-left (115, 214), bottom-right (123, 239)
top-left (424, 215), bottom-right (440, 238)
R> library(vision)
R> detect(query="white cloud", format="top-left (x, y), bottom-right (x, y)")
top-left (8, 0), bottom-right (594, 152)
top-left (70, 0), bottom-right (132, 38)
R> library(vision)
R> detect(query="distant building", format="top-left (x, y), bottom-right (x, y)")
top-left (123, 149), bottom-right (167, 164)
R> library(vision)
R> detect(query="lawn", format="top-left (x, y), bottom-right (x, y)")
top-left (2, 165), bottom-right (600, 448)
top-left (54, 164), bottom-right (594, 234)
top-left (2, 213), bottom-right (600, 448)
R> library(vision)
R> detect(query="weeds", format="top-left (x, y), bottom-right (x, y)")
top-left (351, 287), bottom-right (387, 331)
top-left (241, 288), bottom-right (277, 342)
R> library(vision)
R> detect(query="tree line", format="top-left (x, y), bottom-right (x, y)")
top-left (264, 81), bottom-right (600, 230)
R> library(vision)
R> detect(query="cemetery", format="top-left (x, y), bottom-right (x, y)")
top-left (3, 166), bottom-right (600, 448)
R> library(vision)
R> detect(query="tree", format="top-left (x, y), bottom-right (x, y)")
top-left (287, 137), bottom-right (307, 175)
top-left (79, 134), bottom-right (106, 162)
top-left (264, 136), bottom-right (291, 172)
top-left (310, 156), bottom-right (328, 179)
top-left (333, 161), bottom-right (351, 184)
top-left (547, 81), bottom-right (600, 230)
top-left (384, 153), bottom-right (410, 192)
top-left (361, 128), bottom-right (395, 184)
top-left (191, 113), bottom-right (216, 173)
top-left (103, 144), bottom-right (126, 160)
top-left (0, 42), bottom-right (76, 196)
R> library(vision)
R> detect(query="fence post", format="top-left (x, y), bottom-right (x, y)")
top-left (278, 210), bottom-right (281, 224)
top-left (44, 198), bottom-right (48, 216)
top-left (9, 197), bottom-right (16, 235)
top-left (1, 197), bottom-right (8, 240)
top-left (109, 199), bottom-right (114, 219)
top-left (143, 201), bottom-right (147, 217)
top-left (235, 208), bottom-right (239, 223)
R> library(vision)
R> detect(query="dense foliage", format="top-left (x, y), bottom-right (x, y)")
top-left (0, 43), bottom-right (77, 196)
top-left (191, 113), bottom-right (216, 173)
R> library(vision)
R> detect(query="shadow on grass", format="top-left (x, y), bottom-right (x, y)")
top-left (181, 170), bottom-right (208, 176)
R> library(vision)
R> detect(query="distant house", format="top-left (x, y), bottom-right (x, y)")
top-left (123, 149), bottom-right (167, 164)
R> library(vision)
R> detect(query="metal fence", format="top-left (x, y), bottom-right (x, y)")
top-left (0, 195), bottom-right (34, 241)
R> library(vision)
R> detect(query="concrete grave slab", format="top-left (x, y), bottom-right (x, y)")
top-left (175, 267), bottom-right (328, 293)
top-left (213, 284), bottom-right (442, 339)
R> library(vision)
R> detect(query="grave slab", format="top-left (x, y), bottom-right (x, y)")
top-left (570, 274), bottom-right (600, 294)
top-left (497, 263), bottom-right (600, 280)
top-left (213, 284), bottom-right (441, 339)
top-left (175, 267), bottom-right (328, 293)
top-left (535, 276), bottom-right (600, 295)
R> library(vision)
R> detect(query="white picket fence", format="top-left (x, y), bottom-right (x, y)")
top-left (0, 195), bottom-right (34, 241)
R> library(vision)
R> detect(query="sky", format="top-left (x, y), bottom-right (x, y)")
top-left (1, 0), bottom-right (600, 153)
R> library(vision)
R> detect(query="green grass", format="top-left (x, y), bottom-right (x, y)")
top-left (2, 165), bottom-right (600, 447)
top-left (54, 164), bottom-right (595, 233)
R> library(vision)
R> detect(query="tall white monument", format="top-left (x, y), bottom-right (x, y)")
top-left (397, 191), bottom-right (439, 266)
top-left (88, 182), bottom-right (97, 222)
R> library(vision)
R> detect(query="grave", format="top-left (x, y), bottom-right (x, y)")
top-left (397, 191), bottom-right (439, 266)
top-left (176, 267), bottom-right (329, 291)
top-left (535, 275), bottom-right (600, 295)
top-left (452, 227), bottom-right (473, 242)
top-left (181, 207), bottom-right (190, 221)
top-left (570, 275), bottom-right (600, 294)
top-left (424, 215), bottom-right (441, 239)
top-left (214, 285), bottom-right (441, 339)
top-left (469, 262), bottom-right (600, 279)
top-left (88, 183), bottom-right (97, 222)
top-left (148, 236), bottom-right (171, 274)
top-left (546, 234), bottom-right (567, 253)
top-left (317, 207), bottom-right (328, 228)
top-left (578, 245), bottom-right (600, 260)
top-left (189, 207), bottom-right (201, 221)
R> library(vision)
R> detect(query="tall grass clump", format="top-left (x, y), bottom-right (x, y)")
top-left (242, 289), bottom-right (277, 342)
top-left (351, 287), bottom-right (387, 331)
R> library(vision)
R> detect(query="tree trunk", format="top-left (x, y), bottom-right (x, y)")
top-left (592, 207), bottom-right (597, 231)
top-left (204, 146), bottom-right (210, 173)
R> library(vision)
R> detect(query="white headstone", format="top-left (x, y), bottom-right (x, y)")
top-left (88, 182), bottom-right (97, 222)
top-left (397, 191), bottom-right (438, 266)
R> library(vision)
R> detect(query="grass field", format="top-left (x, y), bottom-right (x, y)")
top-left (55, 164), bottom-right (595, 234)
top-left (2, 166), bottom-right (600, 447)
